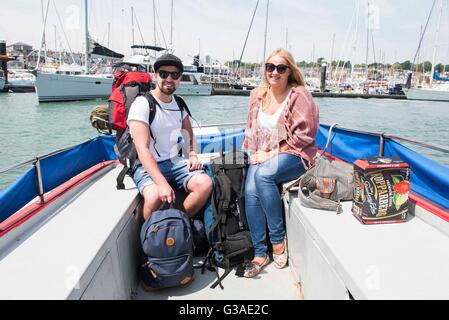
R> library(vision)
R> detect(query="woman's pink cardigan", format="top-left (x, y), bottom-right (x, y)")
top-left (243, 85), bottom-right (320, 167)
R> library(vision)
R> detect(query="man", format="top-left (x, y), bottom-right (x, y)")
top-left (128, 53), bottom-right (212, 220)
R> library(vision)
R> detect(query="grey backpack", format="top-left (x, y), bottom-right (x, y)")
top-left (282, 124), bottom-right (353, 213)
top-left (297, 155), bottom-right (353, 213)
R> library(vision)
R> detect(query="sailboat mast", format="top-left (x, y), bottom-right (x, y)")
top-left (430, 0), bottom-right (443, 86)
top-left (54, 25), bottom-right (57, 53)
top-left (262, 0), bottom-right (269, 63)
top-left (153, 0), bottom-right (157, 47)
top-left (170, 0), bottom-right (174, 48)
top-left (108, 23), bottom-right (110, 48)
top-left (84, 0), bottom-right (89, 73)
top-left (131, 6), bottom-right (135, 55)
top-left (365, 1), bottom-right (370, 80)
top-left (41, 0), bottom-right (47, 65)
top-left (330, 33), bottom-right (335, 81)
top-left (351, 0), bottom-right (360, 84)
top-left (35, 0), bottom-right (50, 70)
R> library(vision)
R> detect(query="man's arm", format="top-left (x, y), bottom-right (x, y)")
top-left (181, 116), bottom-right (202, 171)
top-left (129, 120), bottom-right (175, 203)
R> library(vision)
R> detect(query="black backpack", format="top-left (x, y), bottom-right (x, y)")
top-left (203, 151), bottom-right (254, 289)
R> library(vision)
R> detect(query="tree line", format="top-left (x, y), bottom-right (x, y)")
top-left (225, 58), bottom-right (449, 73)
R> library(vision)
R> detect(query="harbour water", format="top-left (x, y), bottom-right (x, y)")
top-left (0, 92), bottom-right (448, 190)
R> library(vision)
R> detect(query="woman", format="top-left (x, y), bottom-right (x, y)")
top-left (242, 48), bottom-right (319, 278)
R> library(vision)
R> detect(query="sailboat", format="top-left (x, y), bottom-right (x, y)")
top-left (405, 82), bottom-right (449, 101)
top-left (35, 0), bottom-right (124, 102)
top-left (405, 0), bottom-right (449, 102)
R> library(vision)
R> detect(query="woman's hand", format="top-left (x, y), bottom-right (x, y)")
top-left (250, 150), bottom-right (277, 164)
top-left (188, 153), bottom-right (203, 171)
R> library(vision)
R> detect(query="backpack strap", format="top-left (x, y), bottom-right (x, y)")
top-left (116, 166), bottom-right (130, 190)
top-left (210, 267), bottom-right (232, 290)
top-left (140, 92), bottom-right (161, 157)
top-left (174, 94), bottom-right (192, 118)
top-left (115, 129), bottom-right (138, 190)
top-left (140, 91), bottom-right (158, 126)
top-left (215, 172), bottom-right (232, 212)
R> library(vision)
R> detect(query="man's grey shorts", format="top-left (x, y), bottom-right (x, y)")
top-left (131, 156), bottom-right (205, 194)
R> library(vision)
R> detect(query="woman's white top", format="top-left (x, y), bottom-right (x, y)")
top-left (257, 91), bottom-right (290, 132)
top-left (256, 90), bottom-right (291, 152)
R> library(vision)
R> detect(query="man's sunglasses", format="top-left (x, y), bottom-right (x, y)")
top-left (158, 70), bottom-right (181, 80)
top-left (265, 63), bottom-right (289, 74)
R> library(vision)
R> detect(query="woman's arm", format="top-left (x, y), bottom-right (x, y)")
top-left (284, 88), bottom-right (319, 151)
top-left (242, 90), bottom-right (258, 154)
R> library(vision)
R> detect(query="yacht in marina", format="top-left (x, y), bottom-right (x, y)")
top-left (405, 0), bottom-right (449, 102)
top-left (35, 64), bottom-right (115, 102)
top-left (36, 46), bottom-right (212, 102)
top-left (7, 69), bottom-right (35, 86)
top-left (125, 47), bottom-right (212, 96)
top-left (404, 81), bottom-right (449, 102)
top-left (34, 0), bottom-right (123, 103)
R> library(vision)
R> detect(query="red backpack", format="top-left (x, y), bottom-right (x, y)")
top-left (107, 71), bottom-right (193, 190)
top-left (108, 71), bottom-right (153, 131)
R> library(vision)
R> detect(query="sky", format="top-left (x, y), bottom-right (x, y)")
top-left (1, 0), bottom-right (449, 65)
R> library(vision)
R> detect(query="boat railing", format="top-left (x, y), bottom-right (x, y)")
top-left (0, 137), bottom-right (103, 204)
top-left (325, 125), bottom-right (449, 156)
top-left (193, 121), bottom-right (247, 130)
top-left (196, 122), bottom-right (449, 155)
top-left (1, 123), bottom-right (447, 213)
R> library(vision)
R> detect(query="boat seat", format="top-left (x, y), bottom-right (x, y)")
top-left (0, 164), bottom-right (142, 299)
top-left (283, 188), bottom-right (449, 299)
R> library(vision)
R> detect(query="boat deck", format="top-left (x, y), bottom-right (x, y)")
top-left (1, 153), bottom-right (448, 299)
top-left (134, 258), bottom-right (302, 300)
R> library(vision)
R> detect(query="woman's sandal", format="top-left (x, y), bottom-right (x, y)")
top-left (273, 238), bottom-right (288, 269)
top-left (243, 255), bottom-right (270, 278)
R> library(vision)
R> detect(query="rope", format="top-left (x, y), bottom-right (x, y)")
top-left (89, 105), bottom-right (110, 134)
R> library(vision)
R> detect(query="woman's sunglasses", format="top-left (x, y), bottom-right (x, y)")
top-left (158, 70), bottom-right (181, 80)
top-left (265, 63), bottom-right (289, 74)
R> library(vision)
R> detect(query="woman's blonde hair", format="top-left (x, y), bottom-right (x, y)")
top-left (254, 48), bottom-right (305, 101)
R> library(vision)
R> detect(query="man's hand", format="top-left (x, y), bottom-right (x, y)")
top-left (158, 182), bottom-right (176, 203)
top-left (188, 153), bottom-right (203, 171)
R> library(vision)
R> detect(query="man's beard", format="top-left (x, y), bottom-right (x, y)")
top-left (158, 83), bottom-right (176, 95)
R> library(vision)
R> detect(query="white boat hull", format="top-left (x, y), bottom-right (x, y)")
top-left (36, 72), bottom-right (212, 102)
top-left (36, 72), bottom-right (113, 102)
top-left (405, 88), bottom-right (449, 102)
top-left (176, 82), bottom-right (212, 96)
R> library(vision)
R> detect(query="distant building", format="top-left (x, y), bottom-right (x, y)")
top-left (7, 42), bottom-right (33, 56)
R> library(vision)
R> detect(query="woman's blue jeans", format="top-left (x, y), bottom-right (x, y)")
top-left (245, 153), bottom-right (305, 257)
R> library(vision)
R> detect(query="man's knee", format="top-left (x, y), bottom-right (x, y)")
top-left (142, 185), bottom-right (161, 213)
top-left (187, 174), bottom-right (212, 194)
